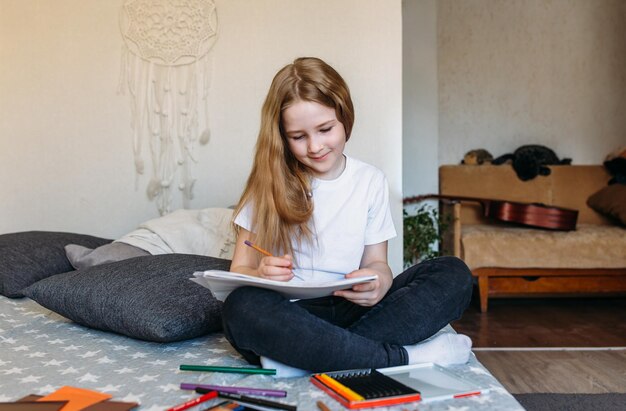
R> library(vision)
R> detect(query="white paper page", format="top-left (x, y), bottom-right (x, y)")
top-left (190, 270), bottom-right (377, 301)
top-left (379, 363), bottom-right (490, 402)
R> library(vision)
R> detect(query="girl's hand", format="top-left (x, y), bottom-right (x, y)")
top-left (333, 241), bottom-right (393, 306)
top-left (257, 254), bottom-right (295, 282)
top-left (333, 268), bottom-right (392, 307)
top-left (230, 229), bottom-right (296, 281)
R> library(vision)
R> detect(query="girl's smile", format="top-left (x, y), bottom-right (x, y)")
top-left (310, 151), bottom-right (329, 161)
top-left (282, 100), bottom-right (347, 180)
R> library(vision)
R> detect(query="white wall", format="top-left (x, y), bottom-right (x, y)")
top-left (438, 0), bottom-right (626, 165)
top-left (0, 0), bottom-right (404, 273)
top-left (403, 0), bottom-right (438, 198)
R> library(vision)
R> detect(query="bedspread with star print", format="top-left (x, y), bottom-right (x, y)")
top-left (0, 295), bottom-right (523, 410)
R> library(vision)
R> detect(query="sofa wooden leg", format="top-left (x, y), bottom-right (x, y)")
top-left (478, 276), bottom-right (489, 312)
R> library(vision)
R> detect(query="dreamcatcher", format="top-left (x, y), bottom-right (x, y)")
top-left (119, 0), bottom-right (218, 215)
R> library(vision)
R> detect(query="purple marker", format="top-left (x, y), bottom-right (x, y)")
top-left (180, 383), bottom-right (287, 398)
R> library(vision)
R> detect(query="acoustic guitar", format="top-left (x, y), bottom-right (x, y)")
top-left (403, 194), bottom-right (579, 231)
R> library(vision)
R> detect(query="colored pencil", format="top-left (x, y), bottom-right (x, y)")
top-left (243, 240), bottom-right (304, 280)
top-left (180, 383), bottom-right (287, 398)
top-left (244, 240), bottom-right (272, 256)
top-left (180, 364), bottom-right (276, 375)
top-left (316, 401), bottom-right (331, 411)
top-left (165, 390), bottom-right (217, 411)
top-left (316, 374), bottom-right (365, 402)
top-left (207, 390), bottom-right (297, 411)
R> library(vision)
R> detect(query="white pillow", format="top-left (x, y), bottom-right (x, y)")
top-left (117, 207), bottom-right (236, 259)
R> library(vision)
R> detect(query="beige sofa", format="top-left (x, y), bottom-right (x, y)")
top-left (439, 165), bottom-right (626, 312)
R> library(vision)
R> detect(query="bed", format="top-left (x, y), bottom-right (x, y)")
top-left (0, 227), bottom-right (524, 410)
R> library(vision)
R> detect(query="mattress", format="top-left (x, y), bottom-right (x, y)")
top-left (0, 295), bottom-right (523, 410)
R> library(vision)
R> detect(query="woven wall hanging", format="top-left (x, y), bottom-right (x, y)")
top-left (119, 0), bottom-right (218, 215)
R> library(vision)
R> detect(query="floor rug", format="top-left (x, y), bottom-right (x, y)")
top-left (513, 393), bottom-right (626, 411)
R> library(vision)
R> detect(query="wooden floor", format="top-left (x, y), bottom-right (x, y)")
top-left (451, 296), bottom-right (626, 394)
top-left (475, 350), bottom-right (626, 394)
top-left (452, 296), bottom-right (626, 348)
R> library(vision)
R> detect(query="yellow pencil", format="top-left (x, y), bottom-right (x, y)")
top-left (243, 240), bottom-right (304, 280)
top-left (244, 240), bottom-right (272, 257)
top-left (317, 373), bottom-right (365, 402)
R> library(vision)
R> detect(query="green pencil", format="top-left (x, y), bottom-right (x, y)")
top-left (179, 364), bottom-right (277, 375)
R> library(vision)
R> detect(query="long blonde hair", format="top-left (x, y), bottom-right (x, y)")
top-left (234, 57), bottom-right (355, 257)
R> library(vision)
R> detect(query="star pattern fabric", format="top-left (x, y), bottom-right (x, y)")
top-left (0, 296), bottom-right (522, 410)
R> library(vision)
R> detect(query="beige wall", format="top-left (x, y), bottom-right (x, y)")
top-left (437, 0), bottom-right (626, 166)
top-left (7, 0), bottom-right (618, 272)
top-left (0, 0), bottom-right (404, 273)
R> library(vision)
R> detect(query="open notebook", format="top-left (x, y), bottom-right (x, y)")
top-left (191, 270), bottom-right (377, 301)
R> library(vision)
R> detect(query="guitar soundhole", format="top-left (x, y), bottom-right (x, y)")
top-left (522, 276), bottom-right (540, 282)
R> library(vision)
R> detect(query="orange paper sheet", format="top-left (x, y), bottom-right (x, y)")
top-left (37, 386), bottom-right (112, 411)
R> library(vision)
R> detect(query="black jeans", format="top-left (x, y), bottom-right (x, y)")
top-left (221, 256), bottom-right (472, 372)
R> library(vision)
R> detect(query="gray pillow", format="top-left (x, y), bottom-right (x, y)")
top-left (0, 231), bottom-right (112, 298)
top-left (23, 254), bottom-right (231, 342)
top-left (65, 242), bottom-right (150, 270)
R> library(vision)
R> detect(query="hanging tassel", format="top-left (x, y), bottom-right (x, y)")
top-left (119, 0), bottom-right (218, 215)
top-left (199, 53), bottom-right (213, 146)
top-left (199, 129), bottom-right (211, 145)
top-left (117, 45), bottom-right (128, 95)
top-left (146, 177), bottom-right (161, 200)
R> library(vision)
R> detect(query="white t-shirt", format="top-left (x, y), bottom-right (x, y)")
top-left (235, 156), bottom-right (397, 282)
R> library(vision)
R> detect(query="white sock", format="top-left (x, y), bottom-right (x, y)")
top-left (260, 356), bottom-right (310, 379)
top-left (403, 333), bottom-right (472, 366)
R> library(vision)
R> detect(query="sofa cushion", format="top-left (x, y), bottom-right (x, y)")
top-left (23, 254), bottom-right (231, 342)
top-left (461, 224), bottom-right (626, 270)
top-left (0, 231), bottom-right (112, 298)
top-left (587, 184), bottom-right (626, 226)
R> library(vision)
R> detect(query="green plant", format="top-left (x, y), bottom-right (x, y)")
top-left (403, 203), bottom-right (449, 267)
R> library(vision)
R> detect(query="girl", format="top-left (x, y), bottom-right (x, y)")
top-left (222, 57), bottom-right (473, 377)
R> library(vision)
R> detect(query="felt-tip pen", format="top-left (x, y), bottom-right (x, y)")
top-left (180, 383), bottom-right (287, 398)
top-left (180, 364), bottom-right (276, 375)
top-left (199, 389), bottom-right (297, 411)
top-left (165, 390), bottom-right (217, 411)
